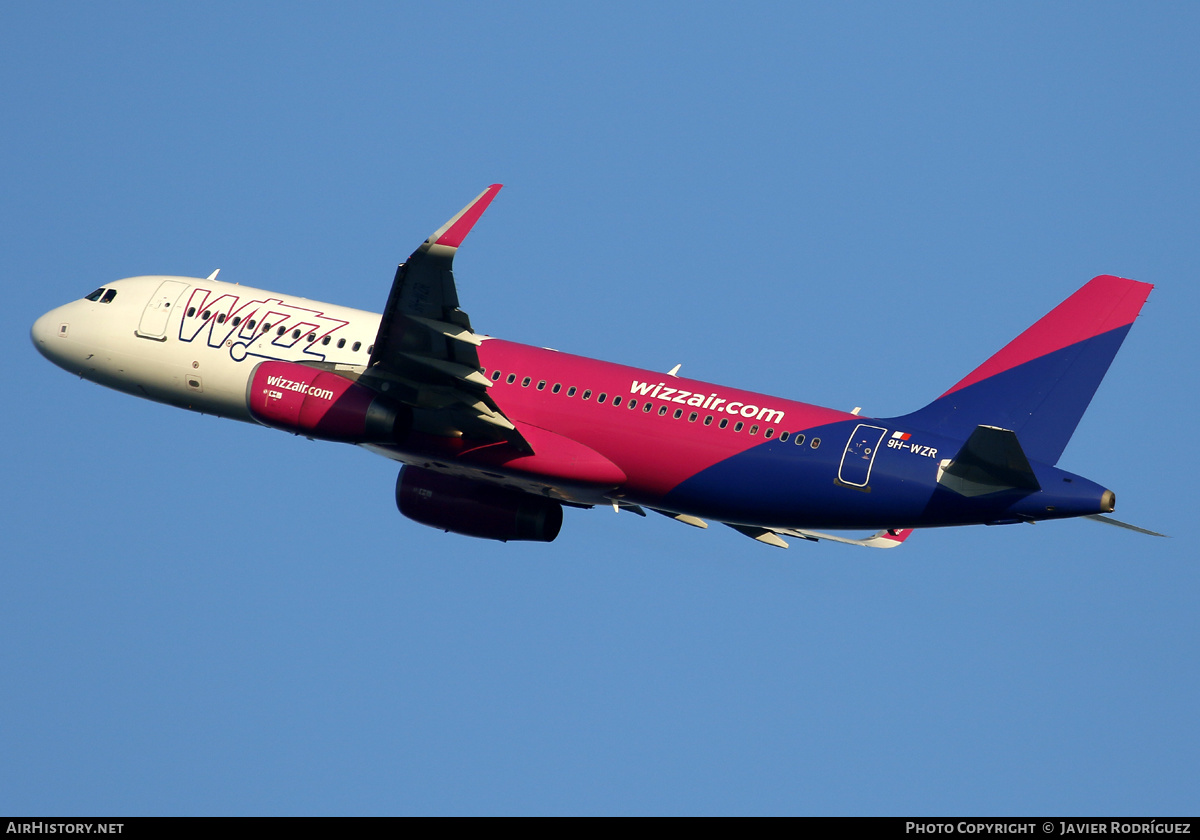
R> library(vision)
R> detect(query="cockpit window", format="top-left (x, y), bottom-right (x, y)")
top-left (85, 288), bottom-right (105, 301)
top-left (100, 289), bottom-right (117, 303)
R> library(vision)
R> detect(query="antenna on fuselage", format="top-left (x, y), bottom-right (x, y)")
top-left (667, 364), bottom-right (681, 377)
top-left (206, 269), bottom-right (220, 281)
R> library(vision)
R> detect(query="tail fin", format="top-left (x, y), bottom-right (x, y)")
top-left (895, 275), bottom-right (1153, 465)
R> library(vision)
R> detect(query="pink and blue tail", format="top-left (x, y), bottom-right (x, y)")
top-left (894, 275), bottom-right (1153, 466)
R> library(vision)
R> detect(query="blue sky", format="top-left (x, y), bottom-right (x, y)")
top-left (2, 2), bottom-right (1197, 815)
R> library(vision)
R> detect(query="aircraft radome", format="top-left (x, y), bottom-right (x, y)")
top-left (31, 185), bottom-right (1164, 547)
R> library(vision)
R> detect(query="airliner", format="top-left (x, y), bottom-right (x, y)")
top-left (30, 185), bottom-right (1162, 547)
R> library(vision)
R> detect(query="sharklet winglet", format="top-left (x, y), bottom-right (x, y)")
top-left (428, 184), bottom-right (503, 250)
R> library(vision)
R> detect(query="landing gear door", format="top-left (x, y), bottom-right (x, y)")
top-left (137, 279), bottom-right (189, 340)
top-left (838, 424), bottom-right (887, 487)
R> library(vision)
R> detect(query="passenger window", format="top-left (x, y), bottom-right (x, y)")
top-left (552, 383), bottom-right (562, 394)
top-left (520, 377), bottom-right (530, 387)
top-left (749, 425), bottom-right (759, 435)
top-left (292, 329), bottom-right (301, 339)
top-left (85, 288), bottom-right (105, 302)
top-left (352, 341), bottom-right (362, 352)
top-left (598, 393), bottom-right (607, 403)
top-left (277, 326), bottom-right (286, 336)
top-left (322, 336), bottom-right (331, 345)
top-left (765, 428), bottom-right (773, 438)
top-left (659, 406), bottom-right (669, 416)
top-left (507, 374), bottom-right (517, 384)
top-left (187, 307), bottom-right (196, 317)
top-left (719, 418), bottom-right (729, 429)
top-left (643, 402), bottom-right (652, 413)
top-left (537, 380), bottom-right (546, 390)
top-left (689, 412), bottom-right (698, 422)
top-left (203, 310), bottom-right (212, 320)
top-left (811, 437), bottom-right (821, 449)
top-left (232, 316), bottom-right (241, 326)
top-left (491, 370), bottom-right (501, 381)
top-left (217, 314), bottom-right (226, 324)
top-left (263, 322), bottom-right (272, 331)
top-left (794, 434), bottom-right (806, 446)
top-left (368, 345), bottom-right (374, 354)
top-left (337, 338), bottom-right (346, 349)
top-left (780, 431), bottom-right (790, 442)
top-left (307, 334), bottom-right (316, 342)
top-left (612, 396), bottom-right (622, 407)
top-left (704, 416), bottom-right (712, 426)
top-left (583, 390), bottom-right (592, 400)
top-left (672, 408), bottom-right (682, 419)
top-left (627, 399), bottom-right (636, 410)
top-left (567, 386), bottom-right (577, 397)
top-left (734, 422), bottom-right (744, 432)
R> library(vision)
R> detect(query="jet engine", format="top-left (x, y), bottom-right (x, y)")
top-left (396, 466), bottom-right (563, 542)
top-left (247, 360), bottom-right (410, 444)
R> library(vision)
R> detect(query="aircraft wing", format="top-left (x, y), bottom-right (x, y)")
top-left (776, 526), bottom-right (914, 548)
top-left (365, 185), bottom-right (530, 450)
top-left (725, 523), bottom-right (914, 549)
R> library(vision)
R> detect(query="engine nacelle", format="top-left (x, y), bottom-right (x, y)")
top-left (247, 360), bottom-right (410, 444)
top-left (396, 466), bottom-right (563, 542)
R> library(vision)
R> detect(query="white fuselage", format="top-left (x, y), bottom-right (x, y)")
top-left (32, 275), bottom-right (384, 422)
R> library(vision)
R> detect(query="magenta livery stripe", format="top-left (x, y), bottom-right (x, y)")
top-left (941, 275), bottom-right (1153, 398)
top-left (434, 184), bottom-right (503, 248)
top-left (477, 339), bottom-right (853, 497)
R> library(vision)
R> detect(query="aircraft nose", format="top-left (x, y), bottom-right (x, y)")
top-left (31, 306), bottom-right (70, 364)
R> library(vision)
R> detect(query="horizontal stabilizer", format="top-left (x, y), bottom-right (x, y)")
top-left (937, 425), bottom-right (1040, 498)
top-left (1083, 514), bottom-right (1168, 537)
